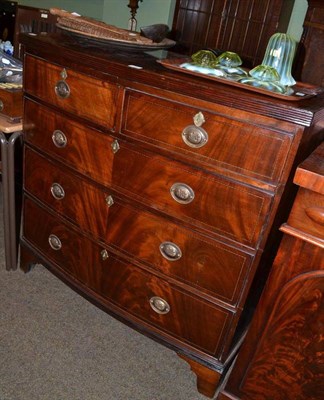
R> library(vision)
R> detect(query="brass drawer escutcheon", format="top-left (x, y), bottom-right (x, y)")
top-left (170, 183), bottom-right (195, 204)
top-left (149, 296), bottom-right (170, 315)
top-left (111, 139), bottom-right (120, 154)
top-left (105, 195), bottom-right (114, 207)
top-left (50, 183), bottom-right (65, 200)
top-left (159, 241), bottom-right (182, 261)
top-left (48, 234), bottom-right (62, 251)
top-left (52, 130), bottom-right (67, 148)
top-left (193, 111), bottom-right (205, 127)
top-left (100, 249), bottom-right (109, 260)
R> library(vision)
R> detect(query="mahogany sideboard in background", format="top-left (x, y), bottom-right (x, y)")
top-left (294, 0), bottom-right (324, 87)
top-left (171, 0), bottom-right (294, 67)
top-left (219, 141), bottom-right (324, 400)
top-left (19, 32), bottom-right (324, 398)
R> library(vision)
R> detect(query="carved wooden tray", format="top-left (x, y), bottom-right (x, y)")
top-left (57, 24), bottom-right (176, 51)
top-left (157, 58), bottom-right (323, 101)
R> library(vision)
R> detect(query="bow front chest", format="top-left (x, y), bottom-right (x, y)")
top-left (20, 33), bottom-right (324, 398)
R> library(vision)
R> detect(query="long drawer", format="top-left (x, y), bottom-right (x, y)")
top-left (23, 55), bottom-right (119, 129)
top-left (24, 147), bottom-right (253, 305)
top-left (121, 89), bottom-right (296, 187)
top-left (112, 143), bottom-right (273, 247)
top-left (22, 197), bottom-right (234, 357)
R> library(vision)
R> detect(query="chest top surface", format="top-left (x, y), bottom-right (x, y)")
top-left (20, 32), bottom-right (324, 128)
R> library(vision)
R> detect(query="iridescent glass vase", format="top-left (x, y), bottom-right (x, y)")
top-left (262, 33), bottom-right (297, 87)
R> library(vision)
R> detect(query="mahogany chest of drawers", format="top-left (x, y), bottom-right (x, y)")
top-left (19, 32), bottom-right (324, 398)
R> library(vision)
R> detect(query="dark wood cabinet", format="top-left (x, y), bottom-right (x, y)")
top-left (294, 0), bottom-right (324, 87)
top-left (19, 32), bottom-right (324, 398)
top-left (13, 5), bottom-right (57, 58)
top-left (0, 0), bottom-right (17, 43)
top-left (171, 0), bottom-right (294, 67)
top-left (220, 142), bottom-right (324, 400)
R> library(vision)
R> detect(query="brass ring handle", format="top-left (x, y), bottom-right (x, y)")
top-left (182, 125), bottom-right (208, 148)
top-left (149, 296), bottom-right (170, 315)
top-left (55, 80), bottom-right (71, 99)
top-left (170, 183), bottom-right (195, 204)
top-left (48, 234), bottom-right (62, 251)
top-left (51, 183), bottom-right (65, 200)
top-left (52, 130), bottom-right (67, 148)
top-left (159, 241), bottom-right (182, 261)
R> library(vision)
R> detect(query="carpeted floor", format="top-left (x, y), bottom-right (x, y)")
top-left (0, 186), bottom-right (207, 400)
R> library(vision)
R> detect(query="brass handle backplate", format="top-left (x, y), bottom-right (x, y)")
top-left (52, 130), bottom-right (67, 148)
top-left (51, 183), bottom-right (65, 200)
top-left (55, 80), bottom-right (70, 99)
top-left (170, 183), bottom-right (195, 204)
top-left (182, 125), bottom-right (208, 148)
top-left (149, 296), bottom-right (170, 315)
top-left (48, 234), bottom-right (62, 251)
top-left (159, 241), bottom-right (182, 261)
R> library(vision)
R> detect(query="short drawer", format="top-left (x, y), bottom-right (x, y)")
top-left (24, 99), bottom-right (116, 185)
top-left (22, 197), bottom-right (234, 357)
top-left (288, 188), bottom-right (324, 241)
top-left (24, 147), bottom-right (254, 305)
top-left (24, 55), bottom-right (118, 129)
top-left (0, 88), bottom-right (23, 119)
top-left (121, 90), bottom-right (295, 186)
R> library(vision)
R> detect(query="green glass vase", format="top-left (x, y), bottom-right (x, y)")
top-left (262, 33), bottom-right (297, 87)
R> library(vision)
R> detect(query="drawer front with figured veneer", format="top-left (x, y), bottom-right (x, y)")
top-left (288, 188), bottom-right (324, 242)
top-left (24, 55), bottom-right (119, 128)
top-left (113, 144), bottom-right (273, 247)
top-left (24, 99), bottom-right (116, 185)
top-left (121, 90), bottom-right (296, 187)
top-left (23, 197), bottom-right (234, 358)
top-left (24, 148), bottom-right (253, 304)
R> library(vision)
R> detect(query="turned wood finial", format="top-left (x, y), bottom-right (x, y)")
top-left (127, 0), bottom-right (143, 20)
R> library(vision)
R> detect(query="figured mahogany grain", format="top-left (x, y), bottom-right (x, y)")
top-left (112, 143), bottom-right (273, 247)
top-left (122, 89), bottom-right (295, 187)
top-left (24, 99), bottom-right (115, 184)
top-left (24, 55), bottom-right (119, 128)
top-left (222, 143), bottom-right (324, 400)
top-left (241, 238), bottom-right (324, 400)
top-left (19, 32), bottom-right (324, 399)
top-left (24, 147), bottom-right (253, 305)
top-left (22, 197), bottom-right (233, 357)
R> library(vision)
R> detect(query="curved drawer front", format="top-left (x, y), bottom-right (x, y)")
top-left (23, 99), bottom-right (272, 247)
top-left (24, 99), bottom-right (115, 185)
top-left (121, 90), bottom-right (294, 185)
top-left (24, 55), bottom-right (118, 129)
top-left (24, 147), bottom-right (253, 305)
top-left (113, 144), bottom-right (273, 247)
top-left (288, 188), bottom-right (324, 241)
top-left (23, 197), bottom-right (233, 357)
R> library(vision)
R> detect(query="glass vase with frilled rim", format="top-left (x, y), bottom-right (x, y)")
top-left (262, 33), bottom-right (297, 87)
